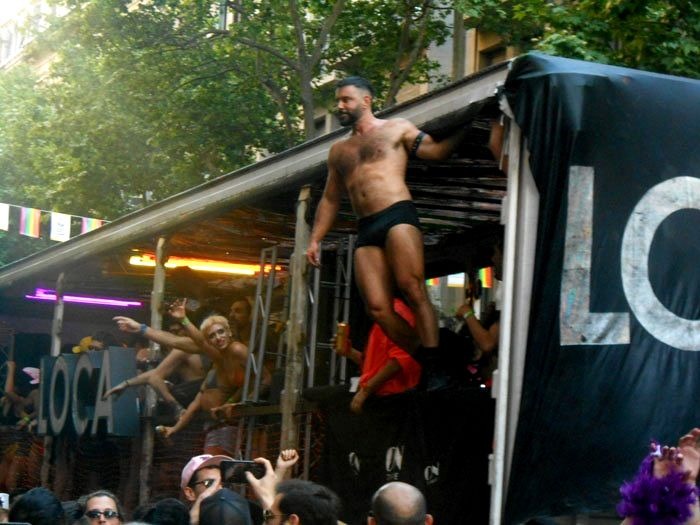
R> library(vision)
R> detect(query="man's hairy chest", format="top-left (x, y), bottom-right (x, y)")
top-left (332, 130), bottom-right (405, 178)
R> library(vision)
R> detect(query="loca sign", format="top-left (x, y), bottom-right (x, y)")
top-left (36, 348), bottom-right (138, 437)
top-left (560, 167), bottom-right (700, 351)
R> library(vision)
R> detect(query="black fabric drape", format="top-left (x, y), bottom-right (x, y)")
top-left (504, 53), bottom-right (700, 522)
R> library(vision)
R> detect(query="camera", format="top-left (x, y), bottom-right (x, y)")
top-left (220, 460), bottom-right (266, 484)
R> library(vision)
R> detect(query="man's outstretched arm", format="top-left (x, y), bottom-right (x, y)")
top-left (306, 149), bottom-right (344, 267)
top-left (401, 120), bottom-right (465, 161)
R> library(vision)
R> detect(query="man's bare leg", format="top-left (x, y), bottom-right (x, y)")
top-left (385, 225), bottom-right (439, 348)
top-left (354, 245), bottom-right (418, 351)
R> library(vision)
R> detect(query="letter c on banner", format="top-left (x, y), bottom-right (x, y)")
top-left (621, 176), bottom-right (700, 350)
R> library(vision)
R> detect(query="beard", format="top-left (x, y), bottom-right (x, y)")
top-left (337, 107), bottom-right (361, 127)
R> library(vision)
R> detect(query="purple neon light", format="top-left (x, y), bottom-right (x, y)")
top-left (25, 288), bottom-right (142, 308)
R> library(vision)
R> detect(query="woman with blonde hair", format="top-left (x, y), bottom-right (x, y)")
top-left (114, 301), bottom-right (270, 455)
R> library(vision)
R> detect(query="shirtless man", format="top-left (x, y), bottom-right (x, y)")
top-left (306, 76), bottom-right (464, 353)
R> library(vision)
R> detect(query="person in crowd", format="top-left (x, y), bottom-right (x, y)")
top-left (79, 490), bottom-right (125, 524)
top-left (62, 500), bottom-right (84, 523)
top-left (306, 76), bottom-right (465, 357)
top-left (619, 427), bottom-right (700, 524)
top-left (131, 334), bottom-right (153, 370)
top-left (369, 481), bottom-right (433, 525)
top-left (229, 296), bottom-right (253, 344)
top-left (180, 454), bottom-right (232, 525)
top-left (104, 319), bottom-right (208, 418)
top-left (131, 497), bottom-right (190, 525)
top-left (199, 488), bottom-right (253, 525)
top-left (1, 360), bottom-right (39, 430)
top-left (333, 297), bottom-right (421, 413)
top-left (246, 456), bottom-right (339, 525)
top-left (8, 486), bottom-right (66, 525)
top-left (90, 331), bottom-right (119, 351)
top-left (454, 237), bottom-right (502, 385)
top-left (180, 449), bottom-right (299, 525)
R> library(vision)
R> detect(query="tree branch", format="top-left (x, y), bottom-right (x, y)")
top-left (384, 0), bottom-right (432, 107)
top-left (289, 0), bottom-right (308, 66)
top-left (309, 0), bottom-right (347, 66)
top-left (235, 36), bottom-right (300, 71)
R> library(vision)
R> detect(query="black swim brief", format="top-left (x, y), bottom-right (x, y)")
top-left (356, 200), bottom-right (422, 248)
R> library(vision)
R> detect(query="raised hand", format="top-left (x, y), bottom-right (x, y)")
top-left (168, 298), bottom-right (188, 320)
top-left (113, 316), bottom-right (141, 333)
top-left (245, 457), bottom-right (277, 510)
top-left (678, 428), bottom-right (700, 484)
top-left (276, 449), bottom-right (299, 470)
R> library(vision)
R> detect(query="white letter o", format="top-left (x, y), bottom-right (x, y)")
top-left (621, 176), bottom-right (700, 351)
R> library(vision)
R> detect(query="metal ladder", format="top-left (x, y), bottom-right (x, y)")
top-left (234, 235), bottom-right (355, 474)
top-left (236, 246), bottom-right (281, 460)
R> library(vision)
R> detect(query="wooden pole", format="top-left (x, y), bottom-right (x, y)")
top-left (452, 9), bottom-right (466, 80)
top-left (49, 272), bottom-right (64, 357)
top-left (139, 236), bottom-right (167, 505)
top-left (41, 272), bottom-right (65, 487)
top-left (280, 186), bottom-right (311, 449)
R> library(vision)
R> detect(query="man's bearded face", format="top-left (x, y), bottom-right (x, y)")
top-left (335, 86), bottom-right (367, 127)
top-left (337, 106), bottom-right (362, 127)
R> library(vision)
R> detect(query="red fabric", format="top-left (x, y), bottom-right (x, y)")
top-left (359, 299), bottom-right (421, 396)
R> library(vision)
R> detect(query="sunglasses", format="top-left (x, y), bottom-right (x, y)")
top-left (263, 509), bottom-right (288, 522)
top-left (85, 509), bottom-right (120, 519)
top-left (191, 478), bottom-right (217, 489)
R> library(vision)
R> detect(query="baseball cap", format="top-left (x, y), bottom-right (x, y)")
top-left (180, 454), bottom-right (233, 491)
top-left (199, 488), bottom-right (252, 525)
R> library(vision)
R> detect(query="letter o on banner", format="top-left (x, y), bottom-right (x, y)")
top-left (72, 354), bottom-right (94, 435)
top-left (621, 176), bottom-right (700, 351)
top-left (49, 356), bottom-right (70, 434)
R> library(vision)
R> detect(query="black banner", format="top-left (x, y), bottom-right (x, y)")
top-left (504, 54), bottom-right (700, 521)
top-left (312, 386), bottom-right (494, 525)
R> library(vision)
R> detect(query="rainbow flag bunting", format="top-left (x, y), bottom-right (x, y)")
top-left (479, 266), bottom-right (494, 288)
top-left (0, 203), bottom-right (8, 231)
top-left (81, 217), bottom-right (103, 234)
top-left (19, 207), bottom-right (41, 238)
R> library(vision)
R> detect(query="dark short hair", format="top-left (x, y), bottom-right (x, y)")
top-left (9, 487), bottom-right (66, 525)
top-left (336, 76), bottom-right (374, 97)
top-left (199, 488), bottom-right (252, 525)
top-left (130, 334), bottom-right (150, 349)
top-left (92, 330), bottom-right (118, 347)
top-left (231, 296), bottom-right (252, 315)
top-left (133, 498), bottom-right (190, 525)
top-left (277, 479), bottom-right (339, 525)
top-left (61, 500), bottom-right (83, 522)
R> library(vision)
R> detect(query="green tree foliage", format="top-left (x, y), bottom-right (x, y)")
top-left (455, 0), bottom-right (700, 78)
top-left (0, 0), bottom-right (449, 265)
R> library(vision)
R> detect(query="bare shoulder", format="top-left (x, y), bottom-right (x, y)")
top-left (230, 341), bottom-right (249, 359)
top-left (329, 136), bottom-right (351, 159)
top-left (387, 117), bottom-right (418, 133)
